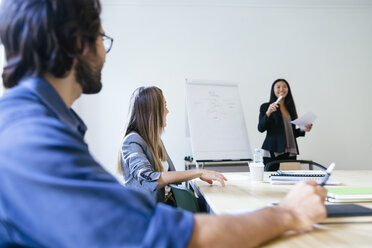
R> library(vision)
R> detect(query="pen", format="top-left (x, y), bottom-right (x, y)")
top-left (319, 162), bottom-right (336, 186)
top-left (274, 95), bottom-right (283, 104)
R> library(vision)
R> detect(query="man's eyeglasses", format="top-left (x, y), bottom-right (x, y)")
top-left (100, 33), bottom-right (113, 53)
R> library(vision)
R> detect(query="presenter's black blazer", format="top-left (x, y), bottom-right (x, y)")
top-left (258, 102), bottom-right (305, 154)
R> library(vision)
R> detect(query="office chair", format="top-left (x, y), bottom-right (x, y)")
top-left (169, 184), bottom-right (200, 213)
top-left (264, 159), bottom-right (327, 172)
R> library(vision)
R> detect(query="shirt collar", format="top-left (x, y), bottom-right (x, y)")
top-left (20, 77), bottom-right (87, 137)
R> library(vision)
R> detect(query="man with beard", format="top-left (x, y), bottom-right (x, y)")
top-left (0, 0), bottom-right (327, 247)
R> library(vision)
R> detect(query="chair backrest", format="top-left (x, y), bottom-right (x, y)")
top-left (170, 184), bottom-right (200, 213)
top-left (265, 160), bottom-right (326, 171)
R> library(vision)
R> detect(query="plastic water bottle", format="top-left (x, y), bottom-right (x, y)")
top-left (250, 148), bottom-right (264, 182)
top-left (253, 148), bottom-right (263, 163)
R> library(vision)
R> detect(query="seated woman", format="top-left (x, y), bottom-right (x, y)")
top-left (118, 86), bottom-right (227, 204)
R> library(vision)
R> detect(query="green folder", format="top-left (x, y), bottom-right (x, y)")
top-left (327, 187), bottom-right (372, 202)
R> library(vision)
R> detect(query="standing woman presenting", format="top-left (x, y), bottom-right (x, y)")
top-left (258, 79), bottom-right (312, 171)
top-left (118, 86), bottom-right (226, 204)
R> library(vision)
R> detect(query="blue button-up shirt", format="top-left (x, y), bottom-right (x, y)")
top-left (0, 77), bottom-right (194, 247)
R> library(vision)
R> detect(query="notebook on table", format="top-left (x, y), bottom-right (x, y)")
top-left (323, 204), bottom-right (372, 223)
top-left (327, 187), bottom-right (372, 203)
top-left (269, 170), bottom-right (340, 185)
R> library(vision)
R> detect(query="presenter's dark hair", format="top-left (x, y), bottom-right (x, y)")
top-left (270, 79), bottom-right (298, 119)
top-left (0, 0), bottom-right (101, 88)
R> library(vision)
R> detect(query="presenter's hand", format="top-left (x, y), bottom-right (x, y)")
top-left (266, 103), bottom-right (279, 117)
top-left (278, 181), bottom-right (327, 231)
top-left (305, 123), bottom-right (313, 132)
top-left (199, 170), bottom-right (227, 186)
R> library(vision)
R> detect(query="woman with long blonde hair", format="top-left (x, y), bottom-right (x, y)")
top-left (118, 86), bottom-right (226, 204)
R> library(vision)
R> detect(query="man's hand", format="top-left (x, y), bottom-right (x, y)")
top-left (199, 169), bottom-right (227, 186)
top-left (278, 181), bottom-right (327, 231)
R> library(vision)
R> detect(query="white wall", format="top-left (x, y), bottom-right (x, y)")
top-left (75, 0), bottom-right (372, 175)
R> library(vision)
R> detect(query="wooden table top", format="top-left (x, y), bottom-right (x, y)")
top-left (193, 170), bottom-right (372, 247)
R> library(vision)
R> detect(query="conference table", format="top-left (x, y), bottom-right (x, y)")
top-left (190, 170), bottom-right (372, 247)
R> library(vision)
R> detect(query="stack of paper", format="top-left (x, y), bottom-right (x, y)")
top-left (327, 187), bottom-right (372, 203)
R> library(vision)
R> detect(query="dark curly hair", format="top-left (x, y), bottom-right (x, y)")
top-left (0, 0), bottom-right (101, 88)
